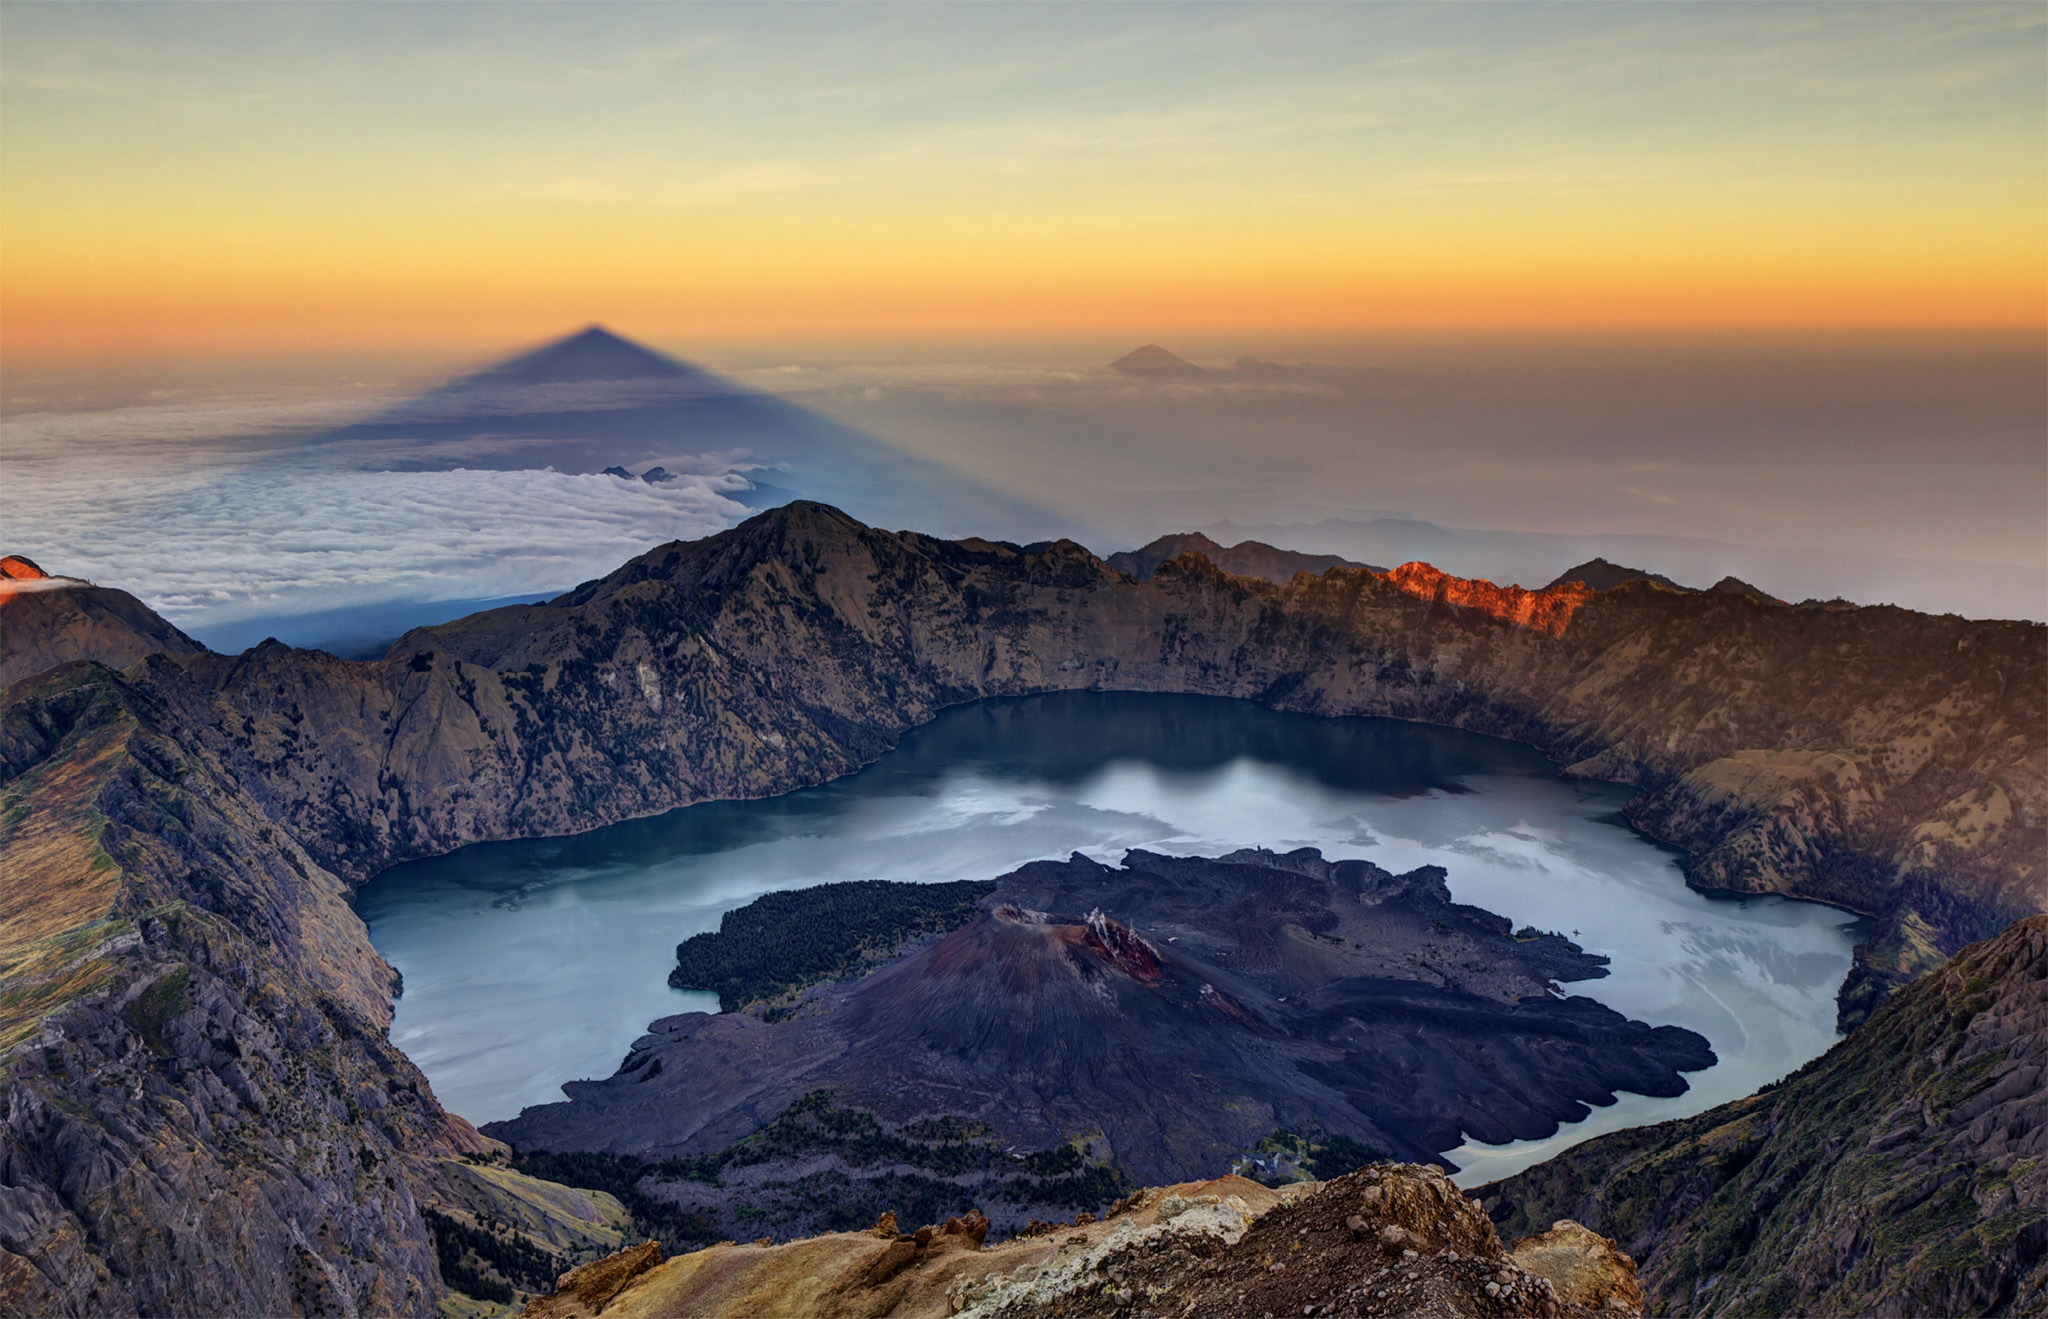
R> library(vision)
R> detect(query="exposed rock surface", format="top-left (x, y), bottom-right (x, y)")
top-left (487, 851), bottom-right (1710, 1189)
top-left (0, 663), bottom-right (490, 1317)
top-left (0, 557), bottom-right (49, 581)
top-left (1105, 532), bottom-right (1380, 584)
top-left (0, 574), bottom-right (206, 686)
top-left (1484, 914), bottom-right (2048, 1316)
top-left (518, 1165), bottom-right (1645, 1319)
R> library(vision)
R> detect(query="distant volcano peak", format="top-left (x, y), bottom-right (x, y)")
top-left (1109, 343), bottom-right (1206, 377)
top-left (481, 324), bottom-right (697, 385)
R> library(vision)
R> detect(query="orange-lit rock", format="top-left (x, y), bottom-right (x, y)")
top-left (1, 554), bottom-right (50, 580)
top-left (1385, 561), bottom-right (1593, 637)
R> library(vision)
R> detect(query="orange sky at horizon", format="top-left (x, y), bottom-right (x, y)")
top-left (4, 4), bottom-right (2042, 362)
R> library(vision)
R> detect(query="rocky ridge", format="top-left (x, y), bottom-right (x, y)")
top-left (0, 565), bottom-right (205, 686)
top-left (1541, 559), bottom-right (1688, 594)
top-left (517, 1165), bottom-right (1646, 1319)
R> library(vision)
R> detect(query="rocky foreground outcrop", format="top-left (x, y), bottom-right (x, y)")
top-left (1483, 914), bottom-right (2048, 1316)
top-left (519, 1165), bottom-right (1644, 1319)
top-left (0, 663), bottom-right (481, 1315)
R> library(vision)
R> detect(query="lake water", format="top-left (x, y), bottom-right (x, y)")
top-left (356, 692), bottom-right (1861, 1185)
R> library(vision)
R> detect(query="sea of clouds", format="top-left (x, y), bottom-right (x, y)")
top-left (0, 392), bottom-right (755, 633)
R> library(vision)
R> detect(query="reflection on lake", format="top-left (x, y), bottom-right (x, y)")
top-left (355, 692), bottom-right (1858, 1182)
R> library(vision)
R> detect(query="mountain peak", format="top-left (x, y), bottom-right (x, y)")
top-left (1544, 558), bottom-right (1688, 593)
top-left (1109, 344), bottom-right (1205, 377)
top-left (1, 554), bottom-right (50, 581)
top-left (479, 325), bottom-right (696, 385)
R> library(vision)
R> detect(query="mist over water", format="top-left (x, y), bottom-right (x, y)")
top-left (357, 693), bottom-right (1858, 1183)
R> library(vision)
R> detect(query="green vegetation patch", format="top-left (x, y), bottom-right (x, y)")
top-left (421, 1208), bottom-right (561, 1305)
top-left (720, 1090), bottom-right (1106, 1187)
top-left (670, 879), bottom-right (995, 1011)
top-left (1238, 1125), bottom-right (1389, 1186)
top-left (505, 1152), bottom-right (725, 1254)
top-left (125, 967), bottom-right (190, 1055)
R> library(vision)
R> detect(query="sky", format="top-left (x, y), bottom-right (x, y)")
top-left (1, 4), bottom-right (2042, 632)
top-left (3, 2), bottom-right (2042, 359)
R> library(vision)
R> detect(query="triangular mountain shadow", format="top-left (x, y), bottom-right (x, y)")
top-left (470, 325), bottom-right (697, 385)
top-left (310, 325), bottom-right (1063, 543)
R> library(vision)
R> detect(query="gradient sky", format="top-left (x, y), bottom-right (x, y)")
top-left (3, 2), bottom-right (2043, 358)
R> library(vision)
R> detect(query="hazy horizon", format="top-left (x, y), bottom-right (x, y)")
top-left (3, 326), bottom-right (2041, 636)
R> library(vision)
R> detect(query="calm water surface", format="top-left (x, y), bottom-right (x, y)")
top-left (356, 693), bottom-right (1859, 1183)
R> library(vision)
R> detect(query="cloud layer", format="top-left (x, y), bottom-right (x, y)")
top-left (0, 423), bottom-right (750, 626)
top-left (4, 329), bottom-right (2040, 630)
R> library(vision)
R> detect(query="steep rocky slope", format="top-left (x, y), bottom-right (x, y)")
top-left (0, 662), bottom-right (484, 1315)
top-left (519, 1165), bottom-right (1646, 1319)
top-left (0, 664), bottom-right (626, 1316)
top-left (1483, 915), bottom-right (2048, 1316)
top-left (0, 561), bottom-right (206, 686)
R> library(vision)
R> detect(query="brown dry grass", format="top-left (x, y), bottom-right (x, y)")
top-left (0, 718), bottom-right (132, 1056)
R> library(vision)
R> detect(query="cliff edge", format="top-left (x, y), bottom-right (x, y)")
top-left (1483, 915), bottom-right (2048, 1316)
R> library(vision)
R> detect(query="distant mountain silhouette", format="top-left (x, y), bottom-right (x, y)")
top-left (1709, 575), bottom-right (1786, 605)
top-left (1107, 532), bottom-right (1380, 583)
top-left (1543, 558), bottom-right (1688, 593)
top-left (311, 326), bottom-right (1061, 543)
top-left (1110, 344), bottom-right (1206, 377)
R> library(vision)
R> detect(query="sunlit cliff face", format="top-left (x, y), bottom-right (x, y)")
top-left (0, 554), bottom-right (62, 608)
top-left (1385, 562), bottom-right (1593, 638)
top-left (1, 556), bottom-right (49, 581)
